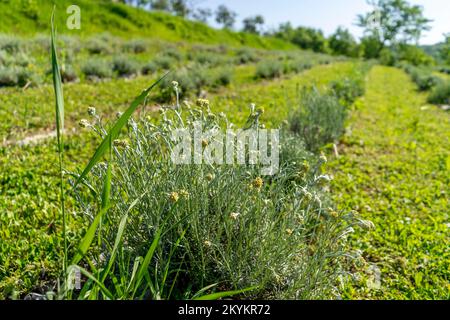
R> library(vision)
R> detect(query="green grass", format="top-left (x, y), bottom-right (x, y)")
top-left (328, 66), bottom-right (449, 299)
top-left (0, 0), bottom-right (293, 50)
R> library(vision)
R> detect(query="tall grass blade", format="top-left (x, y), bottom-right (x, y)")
top-left (71, 205), bottom-right (110, 266)
top-left (51, 7), bottom-right (68, 279)
top-left (194, 286), bottom-right (259, 300)
top-left (74, 72), bottom-right (169, 188)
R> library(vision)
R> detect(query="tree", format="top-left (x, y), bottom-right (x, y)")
top-left (150, 0), bottom-right (170, 11)
top-left (329, 27), bottom-right (359, 57)
top-left (215, 5), bottom-right (237, 29)
top-left (357, 0), bottom-right (431, 56)
top-left (192, 8), bottom-right (212, 23)
top-left (441, 34), bottom-right (450, 65)
top-left (242, 15), bottom-right (265, 34)
top-left (171, 0), bottom-right (190, 17)
top-left (291, 27), bottom-right (328, 53)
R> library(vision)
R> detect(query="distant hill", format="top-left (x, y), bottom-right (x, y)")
top-left (0, 0), bottom-right (294, 50)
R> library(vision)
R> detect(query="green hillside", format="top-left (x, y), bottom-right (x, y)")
top-left (0, 0), bottom-right (294, 49)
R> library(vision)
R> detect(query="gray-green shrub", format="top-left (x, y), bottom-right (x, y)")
top-left (72, 103), bottom-right (364, 299)
top-left (289, 87), bottom-right (347, 152)
top-left (428, 81), bottom-right (450, 105)
top-left (112, 56), bottom-right (140, 77)
top-left (255, 60), bottom-right (284, 79)
top-left (82, 59), bottom-right (113, 79)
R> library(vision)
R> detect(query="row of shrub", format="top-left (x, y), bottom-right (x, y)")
top-left (254, 57), bottom-right (332, 80)
top-left (398, 62), bottom-right (450, 105)
top-left (288, 69), bottom-right (366, 152)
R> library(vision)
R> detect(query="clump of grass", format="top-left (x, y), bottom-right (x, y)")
top-left (112, 56), bottom-right (140, 77)
top-left (255, 60), bottom-right (284, 79)
top-left (427, 81), bottom-right (450, 105)
top-left (82, 58), bottom-right (113, 80)
top-left (289, 87), bottom-right (347, 152)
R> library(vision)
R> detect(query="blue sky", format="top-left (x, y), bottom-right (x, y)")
top-left (201, 0), bottom-right (449, 45)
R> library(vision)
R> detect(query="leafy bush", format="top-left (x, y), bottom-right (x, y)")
top-left (112, 56), bottom-right (140, 77)
top-left (330, 77), bottom-right (365, 107)
top-left (255, 60), bottom-right (284, 79)
top-left (0, 35), bottom-right (22, 54)
top-left (235, 48), bottom-right (259, 64)
top-left (162, 47), bottom-right (183, 61)
top-left (188, 51), bottom-right (228, 67)
top-left (289, 87), bottom-right (347, 152)
top-left (0, 67), bottom-right (18, 86)
top-left (61, 65), bottom-right (78, 83)
top-left (82, 59), bottom-right (113, 79)
top-left (399, 63), bottom-right (442, 91)
top-left (122, 39), bottom-right (147, 54)
top-left (428, 81), bottom-right (450, 105)
top-left (85, 37), bottom-right (113, 55)
top-left (411, 70), bottom-right (441, 91)
top-left (141, 62), bottom-right (158, 75)
top-left (285, 60), bottom-right (312, 74)
top-left (153, 56), bottom-right (176, 70)
top-left (159, 67), bottom-right (211, 100)
top-left (0, 66), bottom-right (39, 87)
top-left (71, 103), bottom-right (362, 299)
top-left (211, 68), bottom-right (232, 88)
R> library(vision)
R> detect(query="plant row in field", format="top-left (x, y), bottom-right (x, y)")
top-left (397, 62), bottom-right (450, 105)
top-left (0, 33), bottom-right (338, 89)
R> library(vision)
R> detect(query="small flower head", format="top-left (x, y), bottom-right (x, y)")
top-left (172, 80), bottom-right (179, 88)
top-left (201, 139), bottom-right (209, 148)
top-left (316, 174), bottom-right (333, 187)
top-left (113, 139), bottom-right (129, 148)
top-left (230, 212), bottom-right (240, 220)
top-left (327, 207), bottom-right (339, 218)
top-left (169, 192), bottom-right (179, 203)
top-left (79, 119), bottom-right (90, 128)
top-left (87, 107), bottom-right (96, 117)
top-left (204, 240), bottom-right (212, 248)
top-left (252, 177), bottom-right (264, 190)
top-left (205, 173), bottom-right (214, 182)
top-left (179, 189), bottom-right (189, 199)
top-left (196, 98), bottom-right (210, 109)
top-left (286, 228), bottom-right (293, 236)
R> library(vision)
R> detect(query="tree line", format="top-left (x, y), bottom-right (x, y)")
top-left (111, 0), bottom-right (448, 66)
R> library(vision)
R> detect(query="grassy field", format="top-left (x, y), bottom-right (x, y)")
top-left (1, 0), bottom-right (449, 301)
top-left (0, 0), bottom-right (293, 49)
top-left (329, 66), bottom-right (449, 299)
